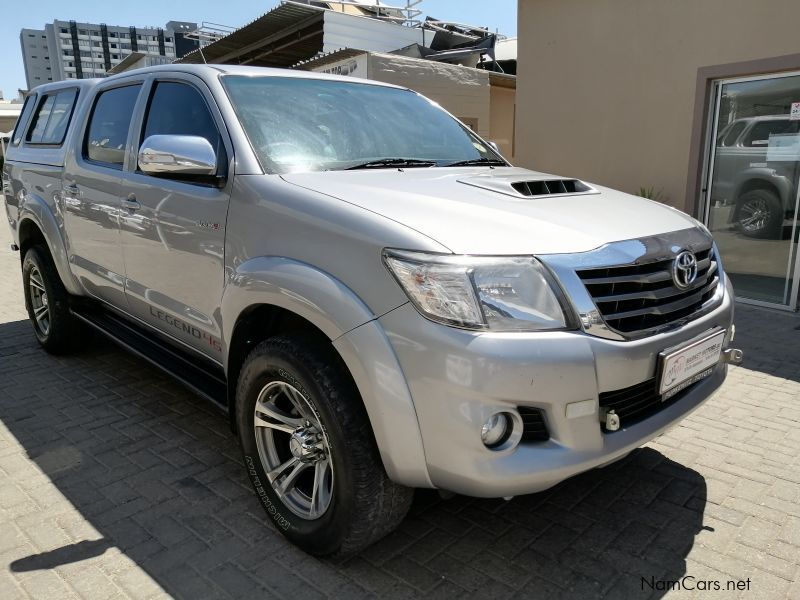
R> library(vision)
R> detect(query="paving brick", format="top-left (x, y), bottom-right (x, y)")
top-left (382, 555), bottom-right (444, 592)
top-left (59, 563), bottom-right (123, 600)
top-left (18, 569), bottom-right (76, 599)
top-left (726, 542), bottom-right (797, 581)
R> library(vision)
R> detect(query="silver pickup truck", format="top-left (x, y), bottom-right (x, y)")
top-left (2, 64), bottom-right (741, 557)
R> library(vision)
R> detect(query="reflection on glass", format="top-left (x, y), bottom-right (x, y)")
top-left (707, 75), bottom-right (800, 307)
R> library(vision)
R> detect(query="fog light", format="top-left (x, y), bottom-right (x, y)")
top-left (481, 413), bottom-right (511, 448)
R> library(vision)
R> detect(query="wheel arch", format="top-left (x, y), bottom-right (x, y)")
top-left (17, 202), bottom-right (82, 296)
top-left (226, 303), bottom-right (331, 420)
top-left (18, 217), bottom-right (48, 259)
top-left (221, 257), bottom-right (432, 488)
top-left (733, 177), bottom-right (788, 214)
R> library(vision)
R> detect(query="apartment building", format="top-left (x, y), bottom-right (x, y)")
top-left (20, 20), bottom-right (199, 88)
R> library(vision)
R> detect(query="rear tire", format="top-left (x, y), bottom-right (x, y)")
top-left (235, 334), bottom-right (413, 557)
top-left (22, 245), bottom-right (83, 354)
top-left (734, 189), bottom-right (783, 239)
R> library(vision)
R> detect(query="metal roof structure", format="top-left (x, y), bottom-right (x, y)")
top-left (176, 1), bottom-right (514, 73)
top-left (295, 47), bottom-right (517, 88)
top-left (177, 2), bottom-right (327, 67)
top-left (293, 47), bottom-right (367, 71)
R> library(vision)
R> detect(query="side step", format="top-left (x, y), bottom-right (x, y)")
top-left (71, 305), bottom-right (227, 409)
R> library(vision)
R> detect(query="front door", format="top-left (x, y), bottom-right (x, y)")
top-left (119, 75), bottom-right (232, 361)
top-left (704, 72), bottom-right (800, 310)
top-left (63, 83), bottom-right (143, 307)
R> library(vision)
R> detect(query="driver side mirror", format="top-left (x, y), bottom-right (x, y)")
top-left (138, 135), bottom-right (217, 177)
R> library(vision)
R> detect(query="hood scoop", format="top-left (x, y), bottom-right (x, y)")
top-left (459, 175), bottom-right (598, 199)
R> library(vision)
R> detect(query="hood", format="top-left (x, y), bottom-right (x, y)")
top-left (281, 167), bottom-right (698, 255)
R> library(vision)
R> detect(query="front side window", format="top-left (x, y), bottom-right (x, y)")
top-left (222, 76), bottom-right (504, 174)
top-left (140, 81), bottom-right (224, 177)
top-left (25, 89), bottom-right (78, 145)
top-left (142, 81), bottom-right (220, 144)
top-left (84, 84), bottom-right (141, 167)
top-left (11, 95), bottom-right (37, 146)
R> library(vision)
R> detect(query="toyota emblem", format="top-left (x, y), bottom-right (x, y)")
top-left (672, 251), bottom-right (698, 289)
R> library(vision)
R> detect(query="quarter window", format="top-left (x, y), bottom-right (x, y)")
top-left (25, 89), bottom-right (78, 145)
top-left (84, 84), bottom-right (142, 167)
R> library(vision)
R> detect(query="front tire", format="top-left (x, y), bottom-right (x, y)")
top-left (734, 189), bottom-right (783, 239)
top-left (22, 245), bottom-right (82, 354)
top-left (235, 334), bottom-right (413, 557)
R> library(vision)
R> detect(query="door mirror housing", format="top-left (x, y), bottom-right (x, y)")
top-left (487, 140), bottom-right (507, 159)
top-left (138, 135), bottom-right (217, 177)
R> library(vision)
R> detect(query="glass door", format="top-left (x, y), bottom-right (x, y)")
top-left (704, 72), bottom-right (800, 310)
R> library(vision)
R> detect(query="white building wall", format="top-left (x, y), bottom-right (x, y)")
top-left (20, 28), bottom-right (53, 88)
top-left (367, 53), bottom-right (492, 137)
top-left (44, 24), bottom-right (63, 83)
top-left (322, 11), bottom-right (424, 54)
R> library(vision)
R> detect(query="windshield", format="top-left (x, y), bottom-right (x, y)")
top-left (222, 75), bottom-right (506, 174)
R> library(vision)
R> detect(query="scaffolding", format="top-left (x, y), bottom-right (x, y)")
top-left (182, 22), bottom-right (237, 46)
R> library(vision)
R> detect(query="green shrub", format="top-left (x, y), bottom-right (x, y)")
top-left (638, 186), bottom-right (663, 202)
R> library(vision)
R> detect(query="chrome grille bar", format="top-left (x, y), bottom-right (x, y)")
top-left (599, 277), bottom-right (719, 321)
top-left (540, 228), bottom-right (725, 340)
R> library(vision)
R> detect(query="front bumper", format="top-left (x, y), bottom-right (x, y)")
top-left (378, 280), bottom-right (735, 498)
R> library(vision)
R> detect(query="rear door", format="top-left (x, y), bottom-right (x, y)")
top-left (118, 74), bottom-right (232, 361)
top-left (63, 81), bottom-right (144, 307)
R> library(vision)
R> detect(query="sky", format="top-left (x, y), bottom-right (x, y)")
top-left (1, 0), bottom-right (517, 99)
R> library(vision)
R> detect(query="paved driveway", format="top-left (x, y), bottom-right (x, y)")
top-left (1, 211), bottom-right (799, 599)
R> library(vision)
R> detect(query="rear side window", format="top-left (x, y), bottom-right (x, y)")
top-left (25, 89), bottom-right (78, 145)
top-left (743, 119), bottom-right (800, 147)
top-left (84, 84), bottom-right (142, 168)
top-left (11, 95), bottom-right (37, 146)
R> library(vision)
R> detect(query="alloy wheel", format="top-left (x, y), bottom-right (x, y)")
top-left (739, 198), bottom-right (769, 232)
top-left (28, 265), bottom-right (50, 336)
top-left (253, 380), bottom-right (334, 520)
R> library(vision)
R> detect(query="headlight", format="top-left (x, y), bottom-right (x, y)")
top-left (383, 249), bottom-right (572, 331)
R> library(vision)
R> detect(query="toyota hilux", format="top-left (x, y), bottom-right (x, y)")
top-left (2, 65), bottom-right (742, 556)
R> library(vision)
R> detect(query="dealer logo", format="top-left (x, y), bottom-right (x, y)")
top-left (672, 250), bottom-right (698, 290)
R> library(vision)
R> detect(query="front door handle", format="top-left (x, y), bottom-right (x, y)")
top-left (64, 183), bottom-right (79, 195)
top-left (123, 195), bottom-right (141, 211)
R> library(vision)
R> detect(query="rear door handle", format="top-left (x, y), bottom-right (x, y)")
top-left (123, 195), bottom-right (141, 211)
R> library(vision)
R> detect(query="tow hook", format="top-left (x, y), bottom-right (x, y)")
top-left (603, 409), bottom-right (620, 432)
top-left (722, 348), bottom-right (744, 365)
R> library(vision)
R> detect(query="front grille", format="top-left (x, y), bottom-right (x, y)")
top-left (517, 407), bottom-right (550, 442)
top-left (599, 377), bottom-right (697, 431)
top-left (576, 247), bottom-right (719, 335)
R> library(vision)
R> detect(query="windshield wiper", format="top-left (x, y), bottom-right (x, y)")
top-left (442, 157), bottom-right (507, 167)
top-left (345, 158), bottom-right (437, 170)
